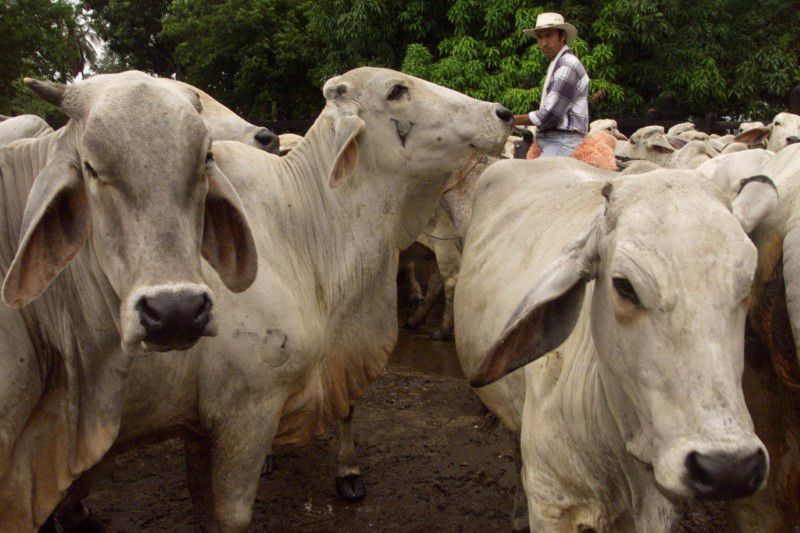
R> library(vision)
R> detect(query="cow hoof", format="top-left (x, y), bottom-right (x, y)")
top-left (335, 474), bottom-right (365, 501)
top-left (429, 330), bottom-right (453, 342)
top-left (41, 502), bottom-right (104, 533)
top-left (261, 455), bottom-right (275, 476)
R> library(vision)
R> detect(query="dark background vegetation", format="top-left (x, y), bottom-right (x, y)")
top-left (2, 0), bottom-right (799, 125)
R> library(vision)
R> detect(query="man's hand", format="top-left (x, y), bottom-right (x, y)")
top-left (513, 114), bottom-right (533, 126)
top-left (590, 89), bottom-right (607, 105)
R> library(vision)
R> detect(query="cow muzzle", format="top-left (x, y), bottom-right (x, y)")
top-left (254, 127), bottom-right (280, 154)
top-left (684, 449), bottom-right (767, 500)
top-left (123, 283), bottom-right (217, 351)
top-left (653, 436), bottom-right (768, 501)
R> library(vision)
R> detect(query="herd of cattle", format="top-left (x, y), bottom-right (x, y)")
top-left (0, 68), bottom-right (799, 532)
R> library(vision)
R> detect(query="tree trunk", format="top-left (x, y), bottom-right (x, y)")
top-left (790, 85), bottom-right (800, 115)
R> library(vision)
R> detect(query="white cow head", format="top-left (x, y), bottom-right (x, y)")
top-left (172, 80), bottom-right (280, 154)
top-left (734, 112), bottom-right (800, 152)
top-left (667, 121), bottom-right (696, 137)
top-left (318, 67), bottom-right (512, 247)
top-left (321, 68), bottom-right (512, 186)
top-left (666, 139), bottom-right (717, 169)
top-left (2, 71), bottom-right (258, 352)
top-left (615, 125), bottom-right (678, 166)
top-left (472, 172), bottom-right (778, 501)
top-left (589, 118), bottom-right (627, 140)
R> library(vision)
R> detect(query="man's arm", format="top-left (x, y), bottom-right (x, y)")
top-left (514, 114), bottom-right (533, 126)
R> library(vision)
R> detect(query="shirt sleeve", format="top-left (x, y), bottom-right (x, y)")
top-left (530, 62), bottom-right (582, 130)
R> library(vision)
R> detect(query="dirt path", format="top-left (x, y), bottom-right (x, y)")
top-left (85, 346), bottom-right (519, 531)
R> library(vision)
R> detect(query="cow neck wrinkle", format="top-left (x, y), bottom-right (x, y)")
top-left (276, 115), bottom-right (392, 312)
top-left (282, 113), bottom-right (446, 249)
top-left (548, 293), bottom-right (650, 515)
top-left (0, 128), bottom-right (66, 272)
top-left (0, 122), bottom-right (120, 356)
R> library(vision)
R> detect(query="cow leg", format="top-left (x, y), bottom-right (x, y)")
top-left (261, 454), bottom-right (275, 476)
top-left (335, 406), bottom-right (365, 501)
top-left (405, 270), bottom-right (443, 330)
top-left (41, 462), bottom-right (107, 532)
top-left (404, 259), bottom-right (424, 304)
top-left (510, 430), bottom-right (529, 533)
top-left (726, 339), bottom-right (800, 532)
top-left (184, 435), bottom-right (219, 531)
top-left (431, 275), bottom-right (455, 341)
top-left (185, 400), bottom-right (281, 533)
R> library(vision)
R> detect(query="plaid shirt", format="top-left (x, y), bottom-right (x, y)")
top-left (528, 46), bottom-right (589, 135)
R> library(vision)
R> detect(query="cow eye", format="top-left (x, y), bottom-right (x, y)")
top-left (613, 277), bottom-right (640, 305)
top-left (387, 84), bottom-right (408, 101)
top-left (774, 121), bottom-right (781, 126)
top-left (206, 152), bottom-right (214, 163)
top-left (83, 161), bottom-right (98, 178)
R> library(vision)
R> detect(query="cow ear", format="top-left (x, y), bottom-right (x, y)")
top-left (328, 114), bottom-right (365, 189)
top-left (470, 214), bottom-right (601, 387)
top-left (611, 129), bottom-right (628, 141)
top-left (734, 126), bottom-right (772, 147)
top-left (667, 136), bottom-right (688, 150)
top-left (3, 157), bottom-right (89, 308)
top-left (202, 160), bottom-right (258, 293)
top-left (732, 175), bottom-right (778, 233)
top-left (647, 134), bottom-right (677, 154)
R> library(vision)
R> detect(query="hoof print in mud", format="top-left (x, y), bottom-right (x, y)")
top-left (336, 474), bottom-right (366, 501)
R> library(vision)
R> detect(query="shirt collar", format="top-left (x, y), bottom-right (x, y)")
top-left (551, 44), bottom-right (570, 64)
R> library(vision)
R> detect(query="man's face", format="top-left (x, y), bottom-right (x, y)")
top-left (535, 29), bottom-right (566, 60)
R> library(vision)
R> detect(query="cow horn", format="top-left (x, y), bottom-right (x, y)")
top-left (24, 78), bottom-right (67, 107)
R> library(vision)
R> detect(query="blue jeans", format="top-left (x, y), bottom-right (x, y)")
top-left (538, 130), bottom-right (584, 157)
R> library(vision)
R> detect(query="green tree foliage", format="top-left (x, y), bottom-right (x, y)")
top-left (81, 0), bottom-right (175, 75)
top-left (161, 0), bottom-right (318, 120)
top-left (402, 1), bottom-right (628, 116)
top-left (593, 0), bottom-right (800, 118)
top-left (306, 0), bottom-right (454, 85)
top-left (7, 0), bottom-right (800, 123)
top-left (0, 0), bottom-right (87, 116)
top-left (402, 0), bottom-right (800, 120)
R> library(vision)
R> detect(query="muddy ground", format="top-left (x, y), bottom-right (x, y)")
top-left (81, 273), bottom-right (726, 532)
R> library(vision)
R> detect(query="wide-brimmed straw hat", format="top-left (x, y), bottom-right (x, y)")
top-left (523, 12), bottom-right (578, 43)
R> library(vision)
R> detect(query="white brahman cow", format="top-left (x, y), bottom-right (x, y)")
top-left (728, 142), bottom-right (800, 530)
top-left (455, 158), bottom-right (777, 531)
top-left (59, 67), bottom-right (512, 531)
top-left (0, 114), bottom-right (53, 147)
top-left (0, 72), bottom-right (257, 530)
top-left (734, 112), bottom-right (800, 153)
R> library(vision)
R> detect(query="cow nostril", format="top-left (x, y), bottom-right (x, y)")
top-left (685, 449), bottom-right (767, 500)
top-left (255, 128), bottom-right (280, 153)
top-left (193, 293), bottom-right (213, 328)
top-left (496, 106), bottom-right (513, 123)
top-left (135, 290), bottom-right (213, 348)
top-left (136, 297), bottom-right (163, 328)
top-left (685, 451), bottom-right (713, 492)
